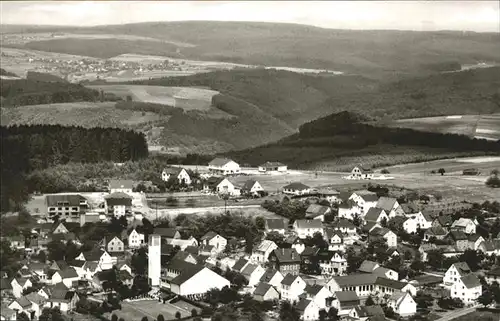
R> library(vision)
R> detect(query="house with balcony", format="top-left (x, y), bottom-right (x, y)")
top-left (104, 192), bottom-right (132, 218)
top-left (45, 194), bottom-right (89, 223)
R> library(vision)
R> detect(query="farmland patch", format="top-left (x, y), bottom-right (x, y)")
top-left (87, 85), bottom-right (219, 110)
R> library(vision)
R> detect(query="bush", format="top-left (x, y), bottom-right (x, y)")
top-left (486, 176), bottom-right (500, 188)
top-left (381, 169), bottom-right (390, 174)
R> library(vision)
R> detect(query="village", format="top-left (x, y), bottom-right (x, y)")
top-left (1, 157), bottom-right (500, 321)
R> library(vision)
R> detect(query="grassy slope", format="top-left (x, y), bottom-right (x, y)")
top-left (12, 21), bottom-right (500, 79)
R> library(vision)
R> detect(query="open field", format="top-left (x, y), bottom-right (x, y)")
top-left (87, 85), bottom-right (219, 110)
top-left (385, 156), bottom-right (500, 174)
top-left (0, 102), bottom-right (161, 128)
top-left (104, 299), bottom-right (194, 321)
top-left (382, 114), bottom-right (500, 141)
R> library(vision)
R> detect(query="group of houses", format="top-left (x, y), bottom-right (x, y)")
top-left (1, 222), bottom-right (136, 319)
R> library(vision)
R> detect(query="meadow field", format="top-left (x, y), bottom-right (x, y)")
top-left (382, 114), bottom-right (500, 141)
top-left (87, 84), bottom-right (219, 110)
top-left (0, 102), bottom-right (160, 128)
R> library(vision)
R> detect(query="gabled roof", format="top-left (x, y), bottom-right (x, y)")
top-left (162, 167), bottom-right (183, 175)
top-left (283, 182), bottom-right (310, 190)
top-left (364, 208), bottom-right (386, 222)
top-left (242, 180), bottom-right (259, 191)
top-left (295, 299), bottom-right (313, 312)
top-left (209, 158), bottom-right (236, 167)
top-left (425, 225), bottom-right (447, 236)
top-left (304, 284), bottom-right (324, 296)
top-left (56, 268), bottom-right (78, 279)
top-left (306, 204), bottom-right (330, 218)
top-left (401, 203), bottom-right (419, 214)
top-left (447, 230), bottom-right (468, 241)
top-left (109, 180), bottom-right (134, 189)
top-left (356, 305), bottom-right (385, 317)
top-left (352, 190), bottom-right (378, 202)
top-left (253, 282), bottom-right (275, 296)
top-left (335, 290), bottom-right (359, 302)
top-left (200, 231), bottom-right (219, 241)
top-left (468, 234), bottom-right (483, 242)
top-left (260, 161), bottom-right (286, 168)
top-left (436, 215), bottom-right (453, 226)
top-left (281, 274), bottom-right (301, 286)
top-left (460, 274), bottom-right (481, 289)
top-left (241, 264), bottom-right (259, 277)
top-left (375, 277), bottom-right (408, 290)
top-left (46, 194), bottom-right (86, 207)
top-left (325, 228), bottom-right (343, 241)
top-left (452, 218), bottom-right (475, 228)
top-left (232, 258), bottom-right (249, 272)
top-left (154, 228), bottom-right (179, 238)
top-left (170, 264), bottom-right (206, 286)
top-left (334, 218), bottom-right (356, 229)
top-left (49, 288), bottom-right (75, 302)
top-left (331, 274), bottom-right (378, 287)
top-left (358, 260), bottom-right (379, 273)
top-left (14, 296), bottom-right (33, 308)
top-left (294, 219), bottom-right (323, 229)
top-left (259, 269), bottom-right (281, 283)
top-left (105, 192), bottom-right (132, 206)
top-left (453, 262), bottom-right (471, 276)
top-left (26, 292), bottom-right (45, 305)
top-left (81, 249), bottom-right (106, 262)
top-left (255, 240), bottom-right (277, 253)
top-left (272, 248), bottom-right (300, 263)
top-left (373, 267), bottom-right (396, 278)
top-left (68, 260), bottom-right (86, 268)
top-left (0, 278), bottom-right (12, 290)
top-left (265, 219), bottom-right (286, 230)
top-left (376, 197), bottom-right (398, 212)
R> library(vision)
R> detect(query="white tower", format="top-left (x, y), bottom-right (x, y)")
top-left (148, 234), bottom-right (161, 287)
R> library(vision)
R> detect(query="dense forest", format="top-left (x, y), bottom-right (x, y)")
top-left (0, 79), bottom-right (102, 107)
top-left (1, 125), bottom-right (149, 212)
top-left (115, 100), bottom-right (183, 116)
top-left (0, 68), bottom-right (18, 77)
top-left (226, 111), bottom-right (500, 169)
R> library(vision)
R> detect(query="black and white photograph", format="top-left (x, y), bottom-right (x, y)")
top-left (1, 1), bottom-right (499, 321)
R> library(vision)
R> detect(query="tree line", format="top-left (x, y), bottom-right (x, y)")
top-left (0, 79), bottom-right (103, 107)
top-left (1, 125), bottom-right (148, 212)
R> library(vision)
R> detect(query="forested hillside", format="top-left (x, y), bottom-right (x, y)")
top-left (226, 111), bottom-right (500, 170)
top-left (0, 79), bottom-right (101, 107)
top-left (1, 125), bottom-right (148, 212)
top-left (14, 21), bottom-right (500, 79)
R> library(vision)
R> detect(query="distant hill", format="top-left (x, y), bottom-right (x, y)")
top-left (8, 21), bottom-right (500, 79)
top-left (225, 111), bottom-right (500, 171)
top-left (0, 68), bottom-right (18, 78)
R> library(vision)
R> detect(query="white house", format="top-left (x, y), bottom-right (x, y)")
top-left (51, 268), bottom-right (79, 288)
top-left (241, 264), bottom-right (266, 287)
top-left (109, 180), bottom-right (134, 194)
top-left (265, 219), bottom-right (287, 235)
top-left (468, 234), bottom-right (485, 251)
top-left (75, 249), bottom-right (114, 270)
top-left (258, 161), bottom-right (288, 173)
top-left (348, 166), bottom-right (374, 180)
top-left (451, 218), bottom-right (477, 234)
top-left (104, 192), bottom-right (132, 217)
top-left (406, 212), bottom-right (433, 230)
top-left (251, 240), bottom-right (278, 264)
top-left (388, 292), bottom-right (416, 317)
top-left (280, 274), bottom-right (307, 303)
top-left (167, 236), bottom-right (198, 250)
top-left (303, 284), bottom-right (333, 310)
top-left (45, 285), bottom-right (79, 313)
top-left (106, 236), bottom-right (125, 253)
top-left (402, 217), bottom-right (418, 234)
top-left (451, 274), bottom-right (482, 304)
top-left (253, 282), bottom-right (280, 302)
top-left (169, 265), bottom-right (230, 296)
top-left (208, 158), bottom-right (240, 175)
top-left (11, 278), bottom-right (32, 298)
top-left (200, 231), bottom-right (227, 253)
top-left (296, 299), bottom-right (320, 321)
top-left (128, 228), bottom-right (145, 249)
top-left (8, 297), bottom-right (36, 319)
top-left (364, 208), bottom-right (388, 224)
top-left (161, 167), bottom-right (192, 185)
top-left (324, 229), bottom-right (346, 252)
top-left (293, 220), bottom-right (323, 239)
top-left (259, 269), bottom-right (284, 289)
top-left (369, 227), bottom-right (397, 248)
top-left (349, 190), bottom-right (378, 215)
top-left (210, 178), bottom-right (240, 196)
top-left (1, 305), bottom-right (17, 321)
top-left (318, 251), bottom-right (347, 276)
top-left (282, 182), bottom-right (311, 196)
top-left (241, 180), bottom-right (264, 196)
top-left (443, 262), bottom-right (471, 286)
top-left (376, 197), bottom-right (405, 218)
top-left (305, 204), bottom-right (331, 222)
top-left (338, 201), bottom-right (362, 221)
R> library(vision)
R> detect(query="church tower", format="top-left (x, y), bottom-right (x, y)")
top-left (148, 234), bottom-right (161, 287)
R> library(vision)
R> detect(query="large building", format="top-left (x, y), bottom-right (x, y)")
top-left (45, 194), bottom-right (89, 222)
top-left (207, 158), bottom-right (240, 176)
top-left (105, 192), bottom-right (132, 217)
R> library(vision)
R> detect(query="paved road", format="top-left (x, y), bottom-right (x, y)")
top-left (435, 305), bottom-right (478, 321)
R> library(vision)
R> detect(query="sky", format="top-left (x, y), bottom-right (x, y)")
top-left (1, 1), bottom-right (499, 32)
